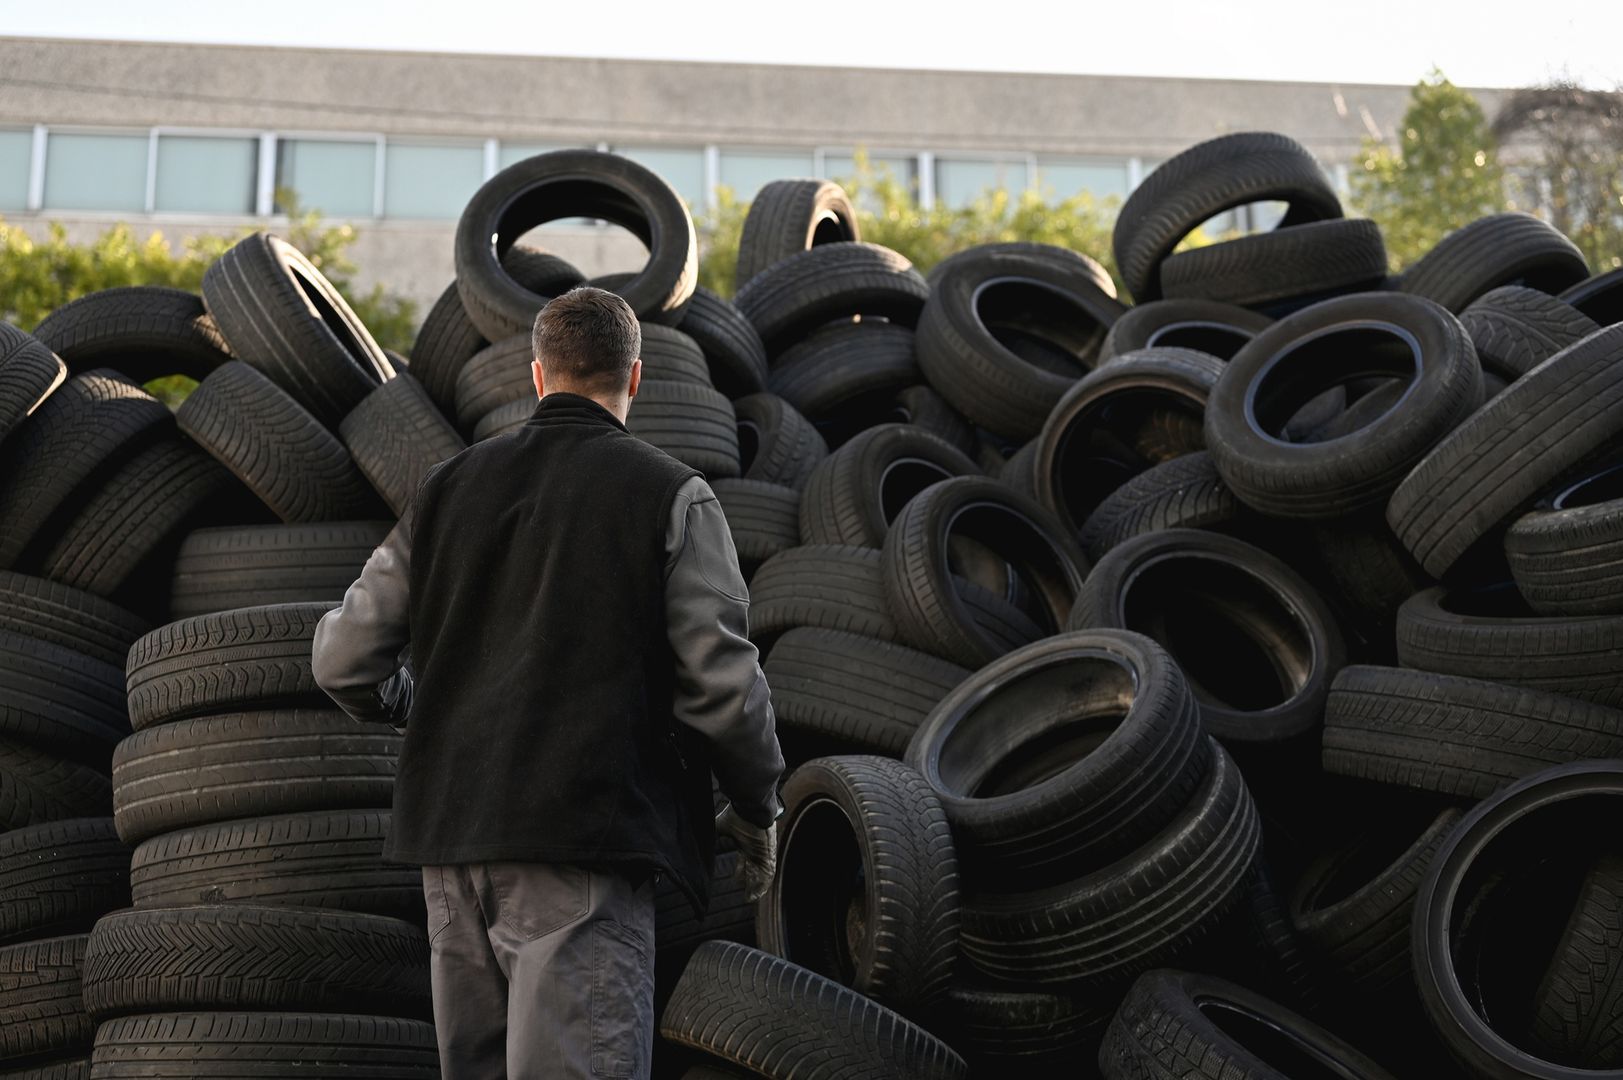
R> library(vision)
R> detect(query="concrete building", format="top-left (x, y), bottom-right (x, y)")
top-left (0, 36), bottom-right (1506, 314)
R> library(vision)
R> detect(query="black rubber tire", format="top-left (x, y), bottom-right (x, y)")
top-left (958, 745), bottom-right (1259, 987)
top-left (31, 287), bottom-right (232, 383)
top-left (757, 755), bottom-right (958, 1020)
top-left (1389, 323), bottom-right (1623, 578)
top-left (1324, 665), bottom-right (1623, 799)
top-left (763, 628), bottom-right (968, 758)
top-left (799, 423), bottom-right (979, 548)
top-left (881, 476), bottom-right (1090, 668)
top-left (736, 179), bottom-right (861, 292)
top-left (641, 323), bottom-right (714, 386)
top-left (0, 935), bottom-right (90, 1063)
top-left (129, 810), bottom-right (422, 920)
top-left (0, 632), bottom-right (128, 767)
top-left (455, 150), bottom-right (696, 337)
top-left (1305, 512), bottom-right (1433, 639)
top-left (1160, 219), bottom-right (1389, 311)
top-left (890, 385), bottom-right (977, 458)
top-left (916, 242), bottom-right (1125, 440)
top-left (1400, 212), bottom-right (1591, 314)
top-left (82, 905), bottom-right (429, 1021)
top-left (0, 372), bottom-right (172, 570)
top-left (202, 233), bottom-right (393, 428)
top-left (732, 393), bottom-right (827, 490)
top-left (746, 545), bottom-right (897, 653)
top-left (1506, 462), bottom-right (1623, 617)
top-left (1078, 452), bottom-right (1252, 561)
top-left (768, 322), bottom-right (919, 427)
top-left (0, 574), bottom-right (147, 670)
top-left (1113, 132), bottom-right (1344, 302)
top-left (659, 940), bottom-right (968, 1080)
top-left (1101, 298), bottom-right (1273, 363)
top-left (177, 363), bottom-right (384, 524)
top-left (1529, 853), bottom-right (1623, 1070)
top-left (124, 603), bottom-right (336, 730)
top-left (0, 324), bottom-right (67, 447)
top-left (0, 1059), bottom-right (89, 1079)
top-left (1207, 292), bottom-right (1482, 520)
top-left (946, 984), bottom-right (1113, 1077)
top-left (0, 819), bottom-right (127, 946)
top-left (452, 334), bottom-right (531, 430)
top-left (679, 286), bottom-right (769, 399)
top-left (1032, 347), bottom-right (1224, 531)
top-left (169, 522), bottom-right (389, 620)
top-left (708, 479), bottom-right (799, 579)
top-left (89, 1012), bottom-right (439, 1077)
top-left (111, 710), bottom-right (400, 845)
top-left (1098, 968), bottom-right (1398, 1080)
top-left (734, 242), bottom-right (929, 357)
top-left (1562, 267), bottom-right (1623, 327)
top-left (1460, 285), bottom-right (1600, 381)
top-left (627, 380), bottom-right (741, 479)
top-left (468, 397), bottom-right (533, 441)
top-left (38, 438), bottom-right (237, 600)
top-left (1069, 529), bottom-right (1347, 745)
top-left (338, 372), bottom-right (465, 516)
top-left (0, 739), bottom-right (112, 833)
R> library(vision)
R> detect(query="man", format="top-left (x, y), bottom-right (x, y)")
top-left (311, 286), bottom-right (785, 1079)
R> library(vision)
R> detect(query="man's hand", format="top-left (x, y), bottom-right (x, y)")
top-left (716, 803), bottom-right (777, 901)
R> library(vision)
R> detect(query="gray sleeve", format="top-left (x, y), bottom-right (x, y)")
top-left (664, 475), bottom-right (785, 827)
top-left (311, 518), bottom-right (414, 729)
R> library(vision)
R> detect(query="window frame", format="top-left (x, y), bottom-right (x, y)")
top-left (271, 129), bottom-right (387, 220)
top-left (148, 126), bottom-right (266, 219)
top-left (38, 124), bottom-right (154, 216)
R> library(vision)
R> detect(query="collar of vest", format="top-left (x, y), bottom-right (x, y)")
top-left (528, 392), bottom-right (628, 432)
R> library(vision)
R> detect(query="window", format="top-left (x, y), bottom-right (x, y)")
top-left (718, 149), bottom-right (814, 202)
top-left (276, 138), bottom-right (376, 217)
top-left (1036, 158), bottom-right (1129, 202)
top-left (43, 132), bottom-right (148, 212)
top-left (934, 157), bottom-right (1029, 209)
top-left (384, 142), bottom-right (484, 219)
top-left (0, 130), bottom-right (30, 211)
top-left (617, 146), bottom-right (705, 207)
top-left (823, 152), bottom-right (918, 204)
top-left (154, 135), bottom-right (258, 214)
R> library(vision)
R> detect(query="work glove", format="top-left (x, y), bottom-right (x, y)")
top-left (716, 803), bottom-right (778, 902)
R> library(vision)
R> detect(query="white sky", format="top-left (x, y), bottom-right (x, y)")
top-left (0, 0), bottom-right (1615, 88)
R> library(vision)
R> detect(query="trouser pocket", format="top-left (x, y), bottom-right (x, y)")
top-left (590, 919), bottom-right (652, 1078)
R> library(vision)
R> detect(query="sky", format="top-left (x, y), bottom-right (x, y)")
top-left (0, 0), bottom-right (1614, 89)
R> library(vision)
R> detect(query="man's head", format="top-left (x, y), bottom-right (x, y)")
top-left (531, 286), bottom-right (643, 418)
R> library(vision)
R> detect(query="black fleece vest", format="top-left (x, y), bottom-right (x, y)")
top-left (387, 393), bottom-right (715, 906)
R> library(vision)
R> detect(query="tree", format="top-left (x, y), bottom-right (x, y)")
top-left (1352, 70), bottom-right (1504, 270)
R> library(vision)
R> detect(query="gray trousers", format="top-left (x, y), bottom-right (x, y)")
top-left (422, 862), bottom-right (656, 1080)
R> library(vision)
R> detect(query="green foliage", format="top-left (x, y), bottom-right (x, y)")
top-left (1352, 70), bottom-right (1505, 270)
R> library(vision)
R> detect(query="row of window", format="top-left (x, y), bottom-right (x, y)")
top-left (0, 126), bottom-right (1147, 220)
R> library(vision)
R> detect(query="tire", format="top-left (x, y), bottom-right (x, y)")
top-left (881, 476), bottom-right (1089, 668)
top-left (946, 985), bottom-right (1113, 1076)
top-left (31, 287), bottom-right (232, 383)
top-left (469, 397), bottom-right (532, 441)
top-left (627, 381), bottom-right (741, 479)
top-left (0, 1057), bottom-right (87, 1079)
top-left (768, 322), bottom-right (918, 426)
top-left (0, 574), bottom-right (147, 670)
top-left (1100, 298), bottom-right (1273, 362)
top-left (1159, 219), bottom-right (1389, 311)
top-left (177, 363), bottom-right (384, 524)
top-left (679, 286), bottom-right (768, 399)
top-left (202, 233), bottom-right (393, 428)
top-left (799, 423), bottom-right (979, 548)
top-left (708, 479), bottom-right (798, 578)
top-left (904, 630), bottom-right (1211, 884)
top-left (0, 324), bottom-right (67, 447)
top-left (124, 603), bottom-right (336, 730)
top-left (640, 323), bottom-right (713, 386)
top-left (1032, 347), bottom-right (1223, 531)
top-left (735, 179), bottom-right (861, 291)
top-left (129, 810), bottom-right (422, 920)
top-left (1529, 854), bottom-right (1623, 1069)
top-left (733, 393), bottom-right (827, 490)
top-left (763, 628), bottom-right (968, 757)
top-left (0, 632), bottom-right (128, 767)
top-left (453, 333), bottom-right (531, 429)
top-left (111, 710), bottom-right (400, 845)
top-left (89, 1013), bottom-right (439, 1077)
top-left (456, 150), bottom-right (696, 337)
top-left (0, 935), bottom-right (90, 1063)
top-left (1562, 266), bottom-right (1623, 327)
top-left (168, 522), bottom-right (391, 619)
top-left (958, 745), bottom-right (1259, 987)
top-left (1506, 462), bottom-right (1623, 616)
top-left (0, 819), bottom-right (127, 946)
top-left (82, 905), bottom-right (429, 1021)
top-left (1069, 529), bottom-right (1347, 745)
top-left (746, 545), bottom-right (897, 653)
top-left (1077, 452), bottom-right (1252, 562)
top-left (0, 372), bottom-right (172, 570)
top-left (1460, 285), bottom-right (1600, 381)
top-left (890, 385), bottom-right (976, 458)
top-left (1305, 513), bottom-right (1432, 637)
top-left (1113, 132), bottom-right (1343, 302)
top-left (0, 739), bottom-right (112, 832)
top-left (916, 242), bottom-right (1126, 439)
top-left (656, 849), bottom-right (755, 962)
top-left (338, 372), bottom-right (465, 516)
top-left (1207, 292), bottom-right (1481, 520)
top-left (1389, 324), bottom-right (1623, 578)
top-left (757, 756), bottom-right (958, 1019)
top-left (734, 242), bottom-right (929, 357)
top-left (1400, 212), bottom-right (1590, 314)
top-left (1098, 968), bottom-right (1398, 1080)
top-left (658, 941), bottom-right (968, 1080)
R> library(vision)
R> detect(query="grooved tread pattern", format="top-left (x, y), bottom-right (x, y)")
top-left (1079, 452), bottom-right (1247, 561)
top-left (678, 286), bottom-right (768, 398)
top-left (338, 372), bottom-right (465, 516)
top-left (0, 573), bottom-right (146, 673)
top-left (89, 1012), bottom-right (439, 1076)
top-left (768, 322), bottom-right (918, 420)
top-left (734, 242), bottom-right (929, 355)
top-left (1400, 212), bottom-right (1590, 313)
top-left (747, 545), bottom-right (897, 650)
top-left (31, 287), bottom-right (232, 383)
top-left (800, 423), bottom-right (978, 548)
top-left (736, 179), bottom-right (859, 291)
top-left (626, 380), bottom-right (741, 479)
top-left (0, 739), bottom-right (113, 833)
top-left (1460, 284), bottom-right (1599, 380)
top-left (946, 985), bottom-right (1113, 1070)
top-left (0, 818), bottom-right (128, 946)
top-left (733, 393), bottom-right (827, 490)
top-left (1506, 486), bottom-right (1623, 616)
top-left (0, 935), bottom-right (91, 1063)
top-left (452, 334), bottom-right (531, 429)
top-left (168, 522), bottom-right (391, 619)
top-left (0, 631), bottom-right (128, 766)
top-left (1531, 854), bottom-right (1623, 1068)
top-left (709, 479), bottom-right (799, 574)
top-left (1159, 218), bottom-right (1387, 307)
top-left (640, 323), bottom-right (714, 386)
top-left (0, 323), bottom-right (68, 446)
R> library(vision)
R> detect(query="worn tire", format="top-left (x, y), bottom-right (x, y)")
top-left (0, 935), bottom-right (90, 1063)
top-left (453, 333), bottom-right (531, 429)
top-left (0, 324), bottom-right (68, 447)
top-left (1400, 212), bottom-right (1590, 313)
top-left (1078, 452), bottom-right (1252, 561)
top-left (1460, 285), bottom-right (1599, 381)
top-left (0, 739), bottom-right (112, 832)
top-left (799, 423), bottom-right (979, 548)
top-left (1529, 853), bottom-right (1623, 1069)
top-left (339, 372), bottom-right (465, 516)
top-left (735, 242), bottom-right (929, 357)
top-left (890, 385), bottom-right (976, 458)
top-left (679, 286), bottom-right (768, 399)
top-left (736, 179), bottom-right (861, 291)
top-left (1101, 298), bottom-right (1272, 363)
top-left (1506, 462), bottom-right (1623, 617)
top-left (733, 393), bottom-right (827, 490)
top-left (0, 819), bottom-right (128, 946)
top-left (768, 322), bottom-right (919, 430)
top-left (746, 546), bottom-right (897, 653)
top-left (627, 381), bottom-right (741, 479)
top-left (168, 522), bottom-right (390, 619)
top-left (1159, 219), bottom-right (1388, 311)
top-left (89, 1012), bottom-right (439, 1077)
top-left (0, 632), bottom-right (128, 767)
top-left (709, 479), bottom-right (799, 578)
top-left (0, 574), bottom-right (146, 670)
top-left (32, 287), bottom-right (233, 383)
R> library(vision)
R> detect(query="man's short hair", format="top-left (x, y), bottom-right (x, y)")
top-left (532, 286), bottom-right (641, 395)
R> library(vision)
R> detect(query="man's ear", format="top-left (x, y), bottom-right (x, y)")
top-left (531, 359), bottom-right (545, 400)
top-left (627, 357), bottom-right (642, 400)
